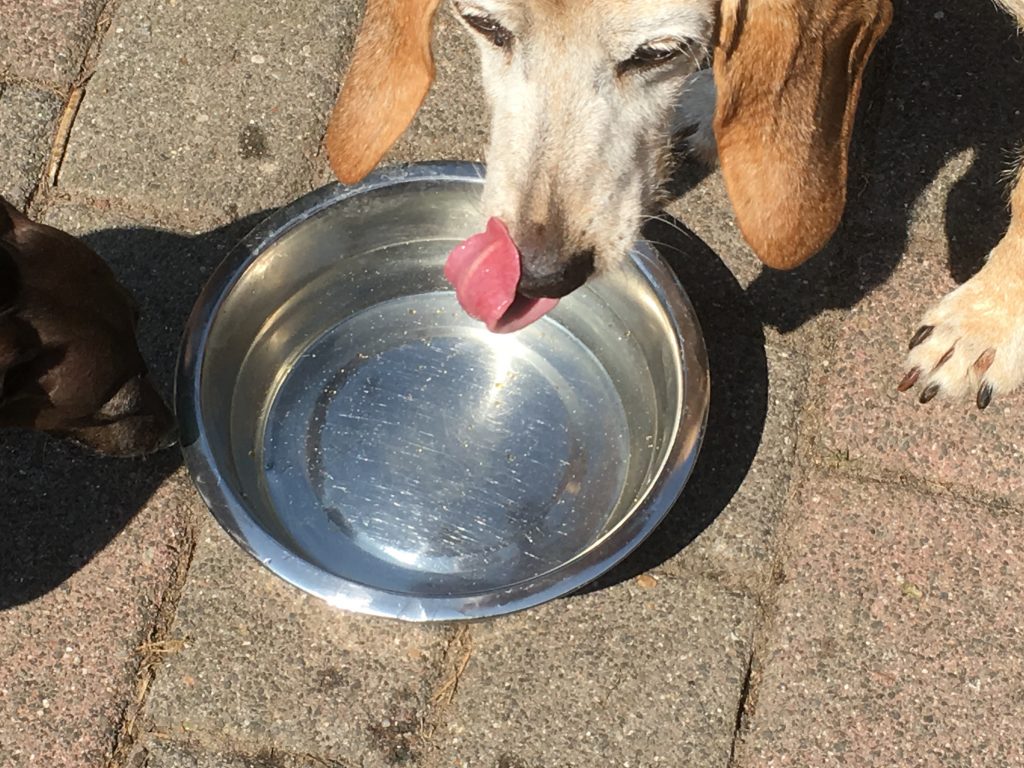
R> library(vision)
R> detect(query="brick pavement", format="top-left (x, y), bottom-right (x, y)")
top-left (2, 1), bottom-right (1023, 766)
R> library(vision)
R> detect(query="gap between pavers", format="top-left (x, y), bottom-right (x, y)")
top-left (426, 575), bottom-right (755, 768)
top-left (0, 84), bottom-right (62, 207)
top-left (58, 0), bottom-right (362, 226)
top-left (0, 0), bottom-right (108, 90)
top-left (734, 472), bottom-right (1024, 768)
top-left (133, 738), bottom-right (354, 768)
top-left (136, 515), bottom-right (455, 768)
top-left (660, 344), bottom-right (807, 592)
top-left (811, 213), bottom-right (1024, 504)
top-left (62, 0), bottom-right (490, 229)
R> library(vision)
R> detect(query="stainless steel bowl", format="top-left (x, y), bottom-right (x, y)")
top-left (176, 162), bottom-right (709, 621)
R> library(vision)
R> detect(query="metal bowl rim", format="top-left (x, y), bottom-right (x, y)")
top-left (175, 161), bottom-right (709, 622)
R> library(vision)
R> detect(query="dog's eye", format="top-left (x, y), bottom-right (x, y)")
top-left (618, 44), bottom-right (685, 76)
top-left (460, 11), bottom-right (513, 48)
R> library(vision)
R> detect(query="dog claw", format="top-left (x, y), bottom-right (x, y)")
top-left (919, 383), bottom-right (940, 403)
top-left (977, 382), bottom-right (994, 410)
top-left (908, 325), bottom-right (934, 350)
top-left (897, 367), bottom-right (920, 392)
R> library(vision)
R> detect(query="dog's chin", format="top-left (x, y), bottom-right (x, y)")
top-left (595, 223), bottom-right (646, 268)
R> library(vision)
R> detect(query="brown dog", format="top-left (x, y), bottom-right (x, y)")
top-left (0, 197), bottom-right (175, 456)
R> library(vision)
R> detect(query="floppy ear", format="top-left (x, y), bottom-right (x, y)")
top-left (712, 0), bottom-right (892, 269)
top-left (325, 0), bottom-right (443, 184)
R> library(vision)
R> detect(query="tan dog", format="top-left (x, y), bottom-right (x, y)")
top-left (326, 0), bottom-right (891, 296)
top-left (321, 0), bottom-right (1024, 410)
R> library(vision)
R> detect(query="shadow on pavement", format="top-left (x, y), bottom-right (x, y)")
top-left (668, 2), bottom-right (1024, 336)
top-left (0, 212), bottom-right (267, 610)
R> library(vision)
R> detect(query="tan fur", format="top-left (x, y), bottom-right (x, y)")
top-left (902, 141), bottom-right (1024, 403)
top-left (712, 0), bottom-right (892, 270)
top-left (325, 0), bottom-right (892, 275)
top-left (326, 0), bottom-right (442, 184)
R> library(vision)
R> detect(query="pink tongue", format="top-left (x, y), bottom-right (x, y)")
top-left (444, 217), bottom-right (558, 333)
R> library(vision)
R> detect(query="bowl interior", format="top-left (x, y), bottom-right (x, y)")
top-left (196, 175), bottom-right (688, 601)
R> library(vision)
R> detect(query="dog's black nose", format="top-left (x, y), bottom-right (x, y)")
top-left (518, 248), bottom-right (595, 299)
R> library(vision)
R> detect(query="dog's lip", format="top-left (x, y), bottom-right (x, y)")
top-left (444, 217), bottom-right (558, 333)
top-left (492, 293), bottom-right (558, 333)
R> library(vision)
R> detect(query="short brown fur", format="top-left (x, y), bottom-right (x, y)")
top-left (325, 0), bottom-right (443, 184)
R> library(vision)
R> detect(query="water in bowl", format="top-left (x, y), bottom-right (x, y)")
top-left (252, 290), bottom-right (634, 596)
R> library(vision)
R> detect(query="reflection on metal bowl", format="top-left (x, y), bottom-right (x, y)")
top-left (176, 162), bottom-right (709, 621)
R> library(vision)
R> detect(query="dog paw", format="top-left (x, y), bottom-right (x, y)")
top-left (898, 259), bottom-right (1024, 409)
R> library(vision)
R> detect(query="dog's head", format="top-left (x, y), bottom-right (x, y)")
top-left (0, 198), bottom-right (176, 457)
top-left (326, 0), bottom-right (891, 298)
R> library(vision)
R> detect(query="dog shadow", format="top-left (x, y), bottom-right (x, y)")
top-left (0, 211), bottom-right (269, 610)
top-left (669, 0), bottom-right (1024, 335)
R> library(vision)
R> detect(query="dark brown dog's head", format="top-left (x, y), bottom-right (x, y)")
top-left (0, 197), bottom-right (175, 457)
